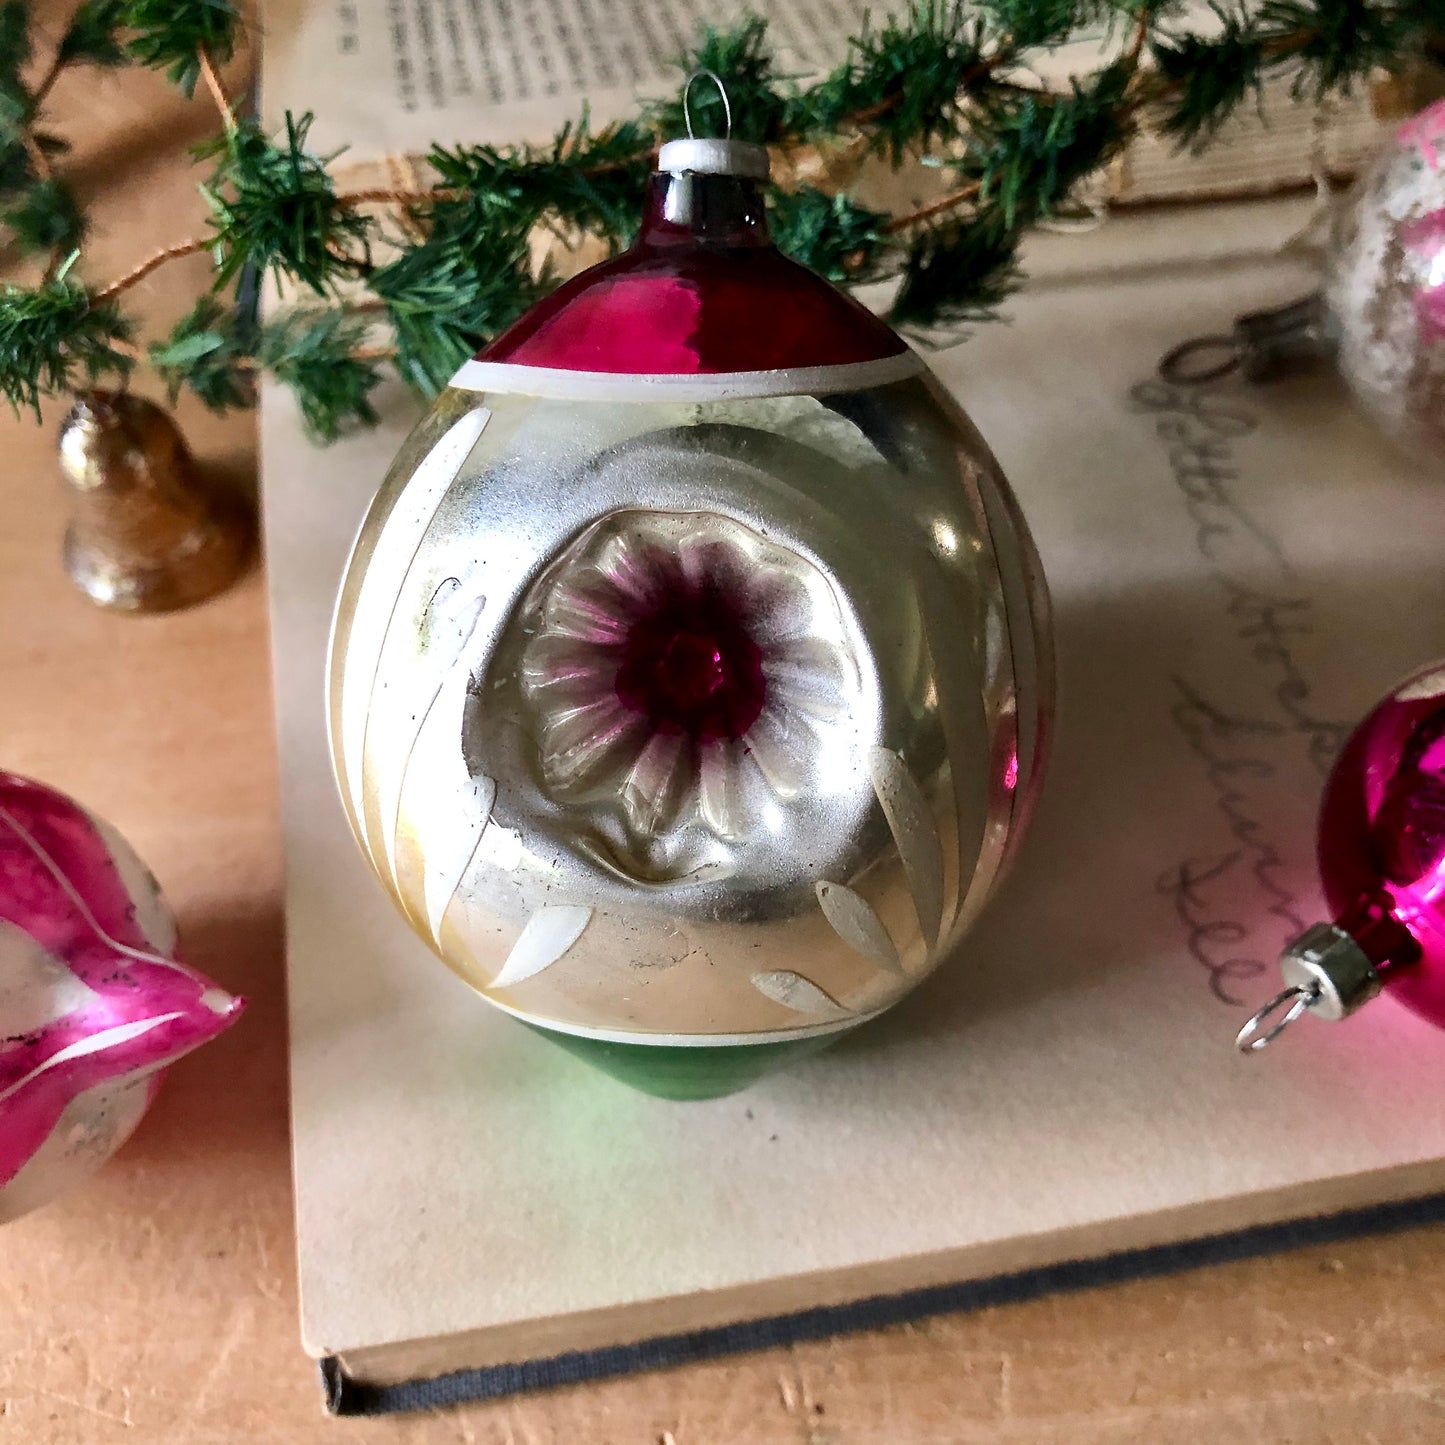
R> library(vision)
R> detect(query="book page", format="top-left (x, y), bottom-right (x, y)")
top-left (267, 0), bottom-right (1390, 202)
top-left (261, 7), bottom-right (1445, 1384)
top-left (265, 197), bottom-right (1445, 1381)
top-left (270, 0), bottom-right (877, 157)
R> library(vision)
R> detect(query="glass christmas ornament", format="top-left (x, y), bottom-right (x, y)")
top-left (1237, 661), bottom-right (1445, 1051)
top-left (1324, 99), bottom-right (1445, 455)
top-left (1160, 98), bottom-right (1445, 461)
top-left (59, 390), bottom-right (250, 612)
top-left (329, 121), bottom-right (1052, 1099)
top-left (0, 771), bottom-right (243, 1222)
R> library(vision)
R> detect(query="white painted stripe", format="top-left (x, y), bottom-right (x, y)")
top-left (0, 808), bottom-right (197, 980)
top-left (0, 1013), bottom-right (183, 1104)
top-left (341, 407), bottom-right (491, 846)
top-left (420, 775), bottom-right (497, 946)
top-left (447, 350), bottom-right (924, 402)
top-left (481, 994), bottom-right (890, 1047)
top-left (381, 594), bottom-right (488, 898)
top-left (490, 906), bottom-right (593, 988)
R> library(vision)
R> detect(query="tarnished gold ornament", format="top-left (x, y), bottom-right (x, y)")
top-left (58, 390), bottom-right (249, 612)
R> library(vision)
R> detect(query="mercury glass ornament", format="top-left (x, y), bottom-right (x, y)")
top-left (0, 771), bottom-right (242, 1221)
top-left (329, 128), bottom-right (1052, 1099)
top-left (1323, 99), bottom-right (1445, 456)
top-left (1162, 99), bottom-right (1445, 461)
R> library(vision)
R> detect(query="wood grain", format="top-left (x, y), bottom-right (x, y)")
top-left (0, 10), bottom-right (1443, 1441)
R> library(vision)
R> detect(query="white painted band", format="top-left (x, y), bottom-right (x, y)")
top-left (447, 350), bottom-right (924, 402)
top-left (657, 137), bottom-right (769, 179)
top-left (483, 992), bottom-right (890, 1047)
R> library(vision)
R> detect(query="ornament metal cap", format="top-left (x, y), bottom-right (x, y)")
top-left (1158, 293), bottom-right (1332, 386)
top-left (1235, 922), bottom-right (1383, 1053)
top-left (657, 136), bottom-right (769, 180)
top-left (658, 69), bottom-right (770, 181)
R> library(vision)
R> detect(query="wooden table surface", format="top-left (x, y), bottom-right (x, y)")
top-left (3, 18), bottom-right (1444, 1444)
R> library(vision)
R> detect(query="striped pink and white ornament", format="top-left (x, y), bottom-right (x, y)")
top-left (0, 772), bottom-right (242, 1222)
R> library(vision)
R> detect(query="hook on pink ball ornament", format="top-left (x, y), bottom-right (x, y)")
top-left (0, 771), bottom-right (243, 1221)
top-left (1237, 662), bottom-right (1445, 1052)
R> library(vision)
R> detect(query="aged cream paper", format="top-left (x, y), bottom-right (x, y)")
top-left (262, 0), bottom-right (1445, 1386)
top-left (264, 191), bottom-right (1445, 1381)
top-left (264, 0), bottom-right (1389, 202)
top-left (267, 0), bottom-right (875, 156)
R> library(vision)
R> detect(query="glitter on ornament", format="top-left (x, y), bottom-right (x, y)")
top-left (1322, 97), bottom-right (1445, 454)
top-left (1160, 97), bottom-right (1445, 460)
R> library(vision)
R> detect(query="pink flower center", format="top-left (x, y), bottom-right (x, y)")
top-left (614, 583), bottom-right (766, 743)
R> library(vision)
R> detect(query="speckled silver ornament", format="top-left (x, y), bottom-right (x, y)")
top-left (1325, 99), bottom-right (1445, 457)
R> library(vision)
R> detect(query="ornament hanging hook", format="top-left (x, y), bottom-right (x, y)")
top-left (1235, 922), bottom-right (1382, 1055)
top-left (1234, 982), bottom-right (1320, 1053)
top-left (1159, 294), bottom-right (1332, 387)
top-left (683, 69), bottom-right (733, 140)
top-left (1158, 334), bottom-right (1243, 386)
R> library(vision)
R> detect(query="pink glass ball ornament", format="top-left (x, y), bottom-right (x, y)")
top-left (329, 127), bottom-right (1053, 1098)
top-left (0, 771), bottom-right (242, 1222)
top-left (1237, 661), bottom-right (1445, 1051)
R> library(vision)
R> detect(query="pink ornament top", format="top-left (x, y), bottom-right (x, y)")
top-left (0, 772), bottom-right (242, 1198)
top-left (481, 153), bottom-right (907, 375)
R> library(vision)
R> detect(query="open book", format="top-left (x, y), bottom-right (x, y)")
top-left (262, 0), bottom-right (1445, 1413)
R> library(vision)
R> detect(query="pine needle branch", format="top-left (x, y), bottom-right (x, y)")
top-left (0, 255), bottom-right (132, 416)
top-left (122, 0), bottom-right (245, 100)
top-left (199, 113), bottom-right (371, 292)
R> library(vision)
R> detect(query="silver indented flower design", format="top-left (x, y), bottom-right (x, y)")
top-left (516, 510), bottom-right (863, 845)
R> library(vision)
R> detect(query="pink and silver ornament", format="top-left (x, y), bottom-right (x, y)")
top-left (1162, 98), bottom-right (1445, 461)
top-left (329, 124), bottom-right (1052, 1097)
top-left (0, 772), bottom-right (242, 1221)
top-left (1323, 98), bottom-right (1445, 456)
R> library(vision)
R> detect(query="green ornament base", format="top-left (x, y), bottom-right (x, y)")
top-left (524, 1023), bottom-right (847, 1100)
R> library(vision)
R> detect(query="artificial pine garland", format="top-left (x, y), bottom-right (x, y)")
top-left (1, 0), bottom-right (1441, 442)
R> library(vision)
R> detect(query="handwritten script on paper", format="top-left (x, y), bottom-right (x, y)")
top-left (1130, 381), bottom-right (1351, 1006)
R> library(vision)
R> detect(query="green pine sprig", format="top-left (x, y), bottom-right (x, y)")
top-left (800, 2), bottom-right (995, 161)
top-left (0, 255), bottom-right (132, 416)
top-left (122, 0), bottom-right (243, 99)
top-left (768, 188), bottom-right (892, 282)
top-left (200, 113), bottom-right (372, 292)
top-left (1152, 7), bottom-right (1270, 145)
top-left (3, 175), bottom-right (83, 254)
top-left (258, 307), bottom-right (382, 442)
top-left (890, 217), bottom-right (1021, 329)
top-left (427, 115), bottom-right (655, 246)
top-left (148, 293), bottom-right (252, 410)
top-left (370, 197), bottom-right (541, 394)
top-left (55, 0), bottom-right (130, 73)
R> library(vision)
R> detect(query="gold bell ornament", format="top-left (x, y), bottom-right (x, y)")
top-left (58, 390), bottom-right (249, 612)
